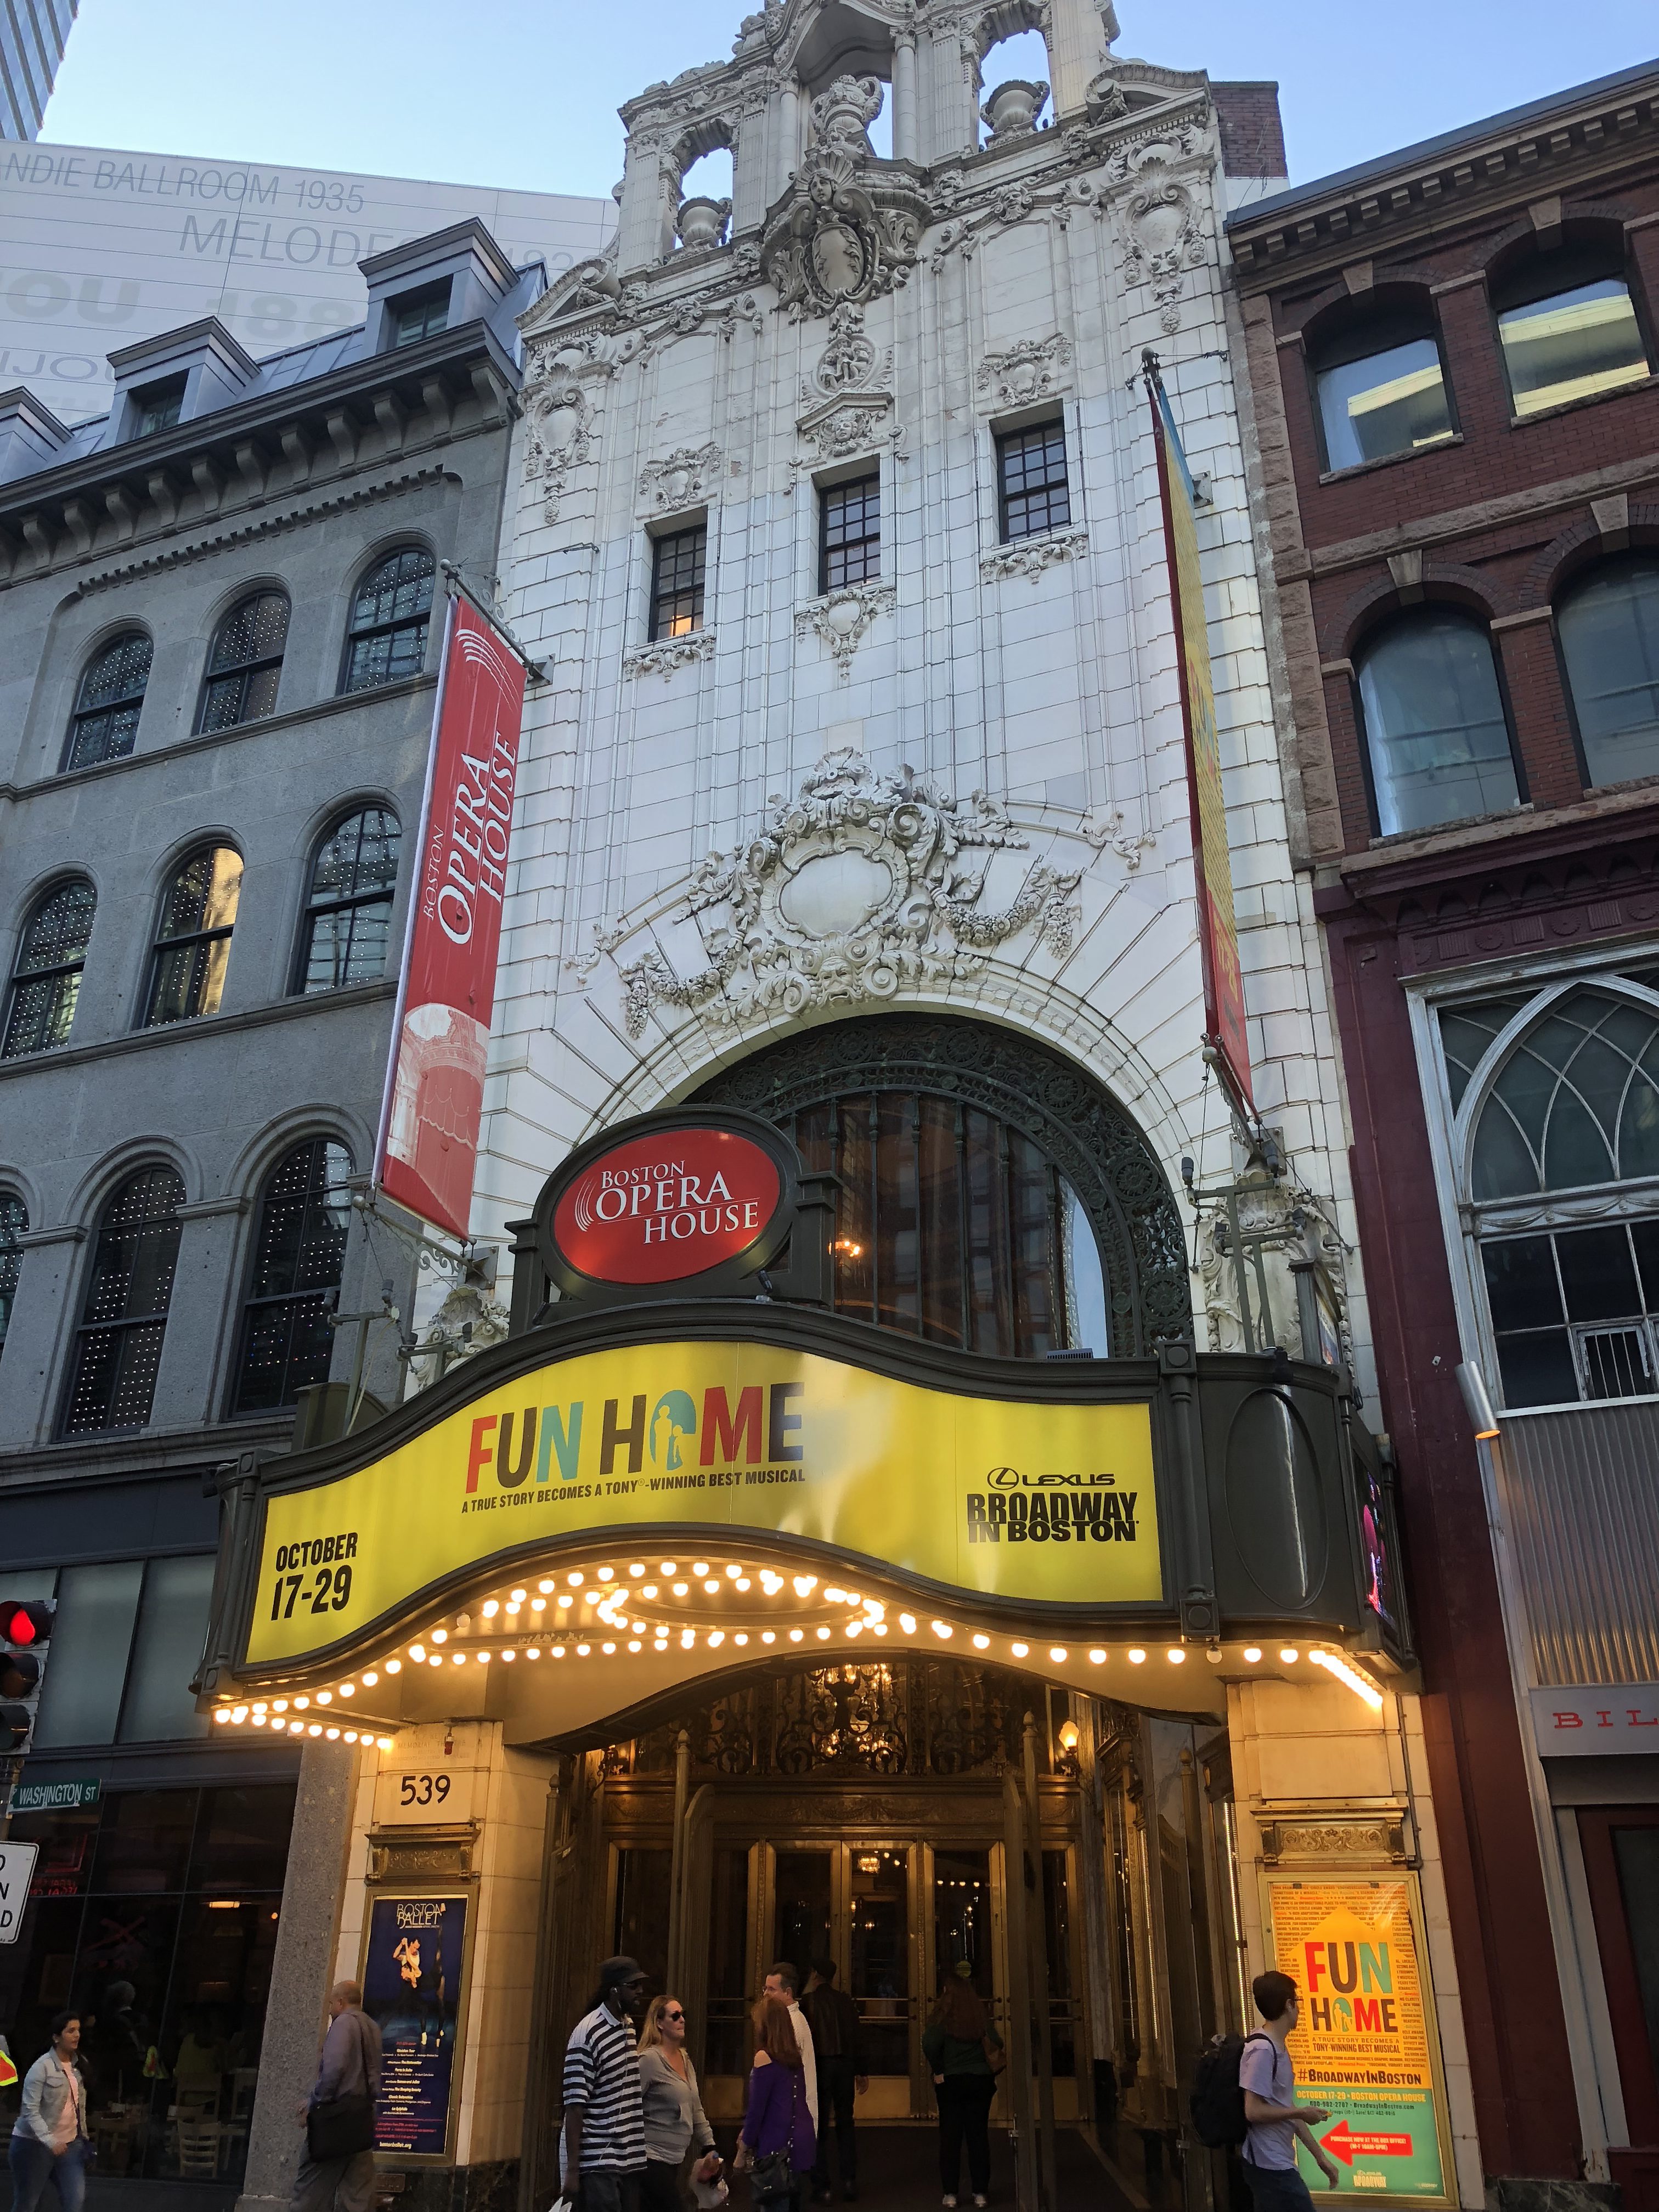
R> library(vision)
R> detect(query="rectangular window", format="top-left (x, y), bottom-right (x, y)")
top-left (820, 472), bottom-right (881, 591)
top-left (132, 379), bottom-right (185, 438)
top-left (1315, 338), bottom-right (1455, 471)
top-left (118, 1556), bottom-right (215, 1743)
top-left (31, 1561), bottom-right (143, 1749)
top-left (997, 420), bottom-right (1070, 543)
top-left (390, 283), bottom-right (450, 348)
top-left (648, 523), bottom-right (707, 641)
top-left (1499, 280), bottom-right (1649, 418)
top-left (1483, 1221), bottom-right (1659, 1407)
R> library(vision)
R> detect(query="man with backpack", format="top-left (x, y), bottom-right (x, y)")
top-left (1238, 1971), bottom-right (1341, 2207)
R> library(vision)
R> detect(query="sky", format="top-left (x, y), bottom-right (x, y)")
top-left (40, 0), bottom-right (1659, 202)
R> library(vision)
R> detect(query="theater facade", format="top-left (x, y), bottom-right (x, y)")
top-left (206, 2), bottom-right (1496, 2207)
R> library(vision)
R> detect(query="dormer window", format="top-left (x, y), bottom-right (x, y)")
top-left (390, 284), bottom-right (450, 349)
top-left (133, 379), bottom-right (185, 438)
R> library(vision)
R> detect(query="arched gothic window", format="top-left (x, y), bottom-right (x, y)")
top-left (296, 808), bottom-right (400, 992)
top-left (145, 847), bottom-right (242, 1026)
top-left (0, 1190), bottom-right (26, 1362)
top-left (1355, 610), bottom-right (1520, 837)
top-left (63, 631), bottom-right (151, 772)
top-left (1557, 557), bottom-right (1659, 790)
top-left (341, 548), bottom-right (435, 693)
top-left (1449, 983), bottom-right (1659, 1407)
top-left (61, 1166), bottom-right (185, 1435)
top-left (231, 1138), bottom-right (353, 1414)
top-left (3, 879), bottom-right (95, 1059)
top-left (198, 590), bottom-right (289, 732)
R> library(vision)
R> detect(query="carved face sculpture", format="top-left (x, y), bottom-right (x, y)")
top-left (811, 220), bottom-right (866, 301)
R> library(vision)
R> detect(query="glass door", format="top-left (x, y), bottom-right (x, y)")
top-left (848, 1843), bottom-right (913, 2111)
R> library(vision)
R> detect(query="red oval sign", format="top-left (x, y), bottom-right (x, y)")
top-left (552, 1127), bottom-right (782, 1285)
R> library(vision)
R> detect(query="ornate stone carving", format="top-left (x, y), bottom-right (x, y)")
top-left (794, 400), bottom-right (902, 470)
top-left (793, 303), bottom-right (900, 472)
top-left (1259, 1815), bottom-right (1409, 1865)
top-left (622, 629), bottom-right (716, 681)
top-left (981, 78), bottom-right (1048, 140)
top-left (1085, 69), bottom-right (1130, 121)
top-left (675, 194), bottom-right (731, 251)
top-left (637, 441), bottom-right (723, 515)
top-left (795, 581), bottom-right (896, 677)
top-left (1114, 137), bottom-right (1206, 334)
top-left (522, 345), bottom-right (596, 526)
top-left (1082, 803), bottom-right (1156, 870)
top-left (716, 291), bottom-right (765, 341)
top-left (608, 747), bottom-right (1081, 1036)
top-left (979, 527), bottom-right (1088, 583)
top-left (804, 303), bottom-right (891, 399)
top-left (760, 78), bottom-right (929, 320)
top-left (975, 334), bottom-right (1072, 409)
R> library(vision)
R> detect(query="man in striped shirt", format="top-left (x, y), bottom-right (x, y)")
top-left (562, 1955), bottom-right (648, 2212)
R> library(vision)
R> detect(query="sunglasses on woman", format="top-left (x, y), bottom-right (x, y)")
top-left (663, 2009), bottom-right (685, 2021)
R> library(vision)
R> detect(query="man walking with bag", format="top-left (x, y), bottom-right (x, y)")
top-left (291, 1979), bottom-right (383, 2212)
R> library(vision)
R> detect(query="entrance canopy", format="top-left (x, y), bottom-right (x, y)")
top-left (196, 1300), bottom-right (1412, 1746)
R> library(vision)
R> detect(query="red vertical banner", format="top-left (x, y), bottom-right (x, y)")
top-left (375, 593), bottom-right (527, 1238)
top-left (1149, 376), bottom-right (1254, 1112)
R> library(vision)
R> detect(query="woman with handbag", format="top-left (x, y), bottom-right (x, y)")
top-left (923, 1963), bottom-right (1005, 2209)
top-left (638, 1994), bottom-right (724, 2211)
top-left (8, 2011), bottom-right (91, 2212)
top-left (289, 1979), bottom-right (382, 2212)
top-left (734, 1993), bottom-right (815, 2212)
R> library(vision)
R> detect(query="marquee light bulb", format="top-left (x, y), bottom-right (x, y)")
top-left (308, 1724), bottom-right (322, 1737)
top-left (430, 1628), bottom-right (447, 1644)
top-left (1128, 1649), bottom-right (1146, 1664)
top-left (567, 1573), bottom-right (584, 1587)
top-left (326, 1726), bottom-right (340, 1740)
top-left (735, 1632), bottom-right (749, 1646)
top-left (1089, 1650), bottom-right (1106, 1665)
top-left (538, 1579), bottom-right (555, 1594)
top-left (789, 1628), bottom-right (804, 1643)
top-left (641, 1585), bottom-right (658, 1599)
top-left (693, 1562), bottom-right (710, 1576)
top-left (528, 1647), bottom-right (541, 1661)
top-left (815, 1626), bottom-right (831, 1640)
top-left (385, 1660), bottom-right (401, 1674)
top-left (1049, 1647), bottom-right (1068, 1663)
top-left (704, 1579), bottom-right (720, 1594)
top-left (1280, 1647), bottom-right (1299, 1664)
top-left (602, 1641), bottom-right (616, 1655)
top-left (577, 1643), bottom-right (591, 1656)
top-left (973, 1634), bottom-right (990, 1650)
top-left (1166, 1649), bottom-right (1185, 1664)
top-left (556, 1594), bottom-right (572, 1609)
top-left (762, 1630), bottom-right (776, 1644)
top-left (501, 1649), bottom-right (515, 1662)
top-left (215, 1707), bottom-right (230, 1725)
top-left (531, 1598), bottom-right (546, 1612)
top-left (482, 1599), bottom-right (500, 1617)
top-left (793, 1576), bottom-right (817, 1596)
top-left (673, 1582), bottom-right (689, 1596)
top-left (726, 1564), bottom-right (742, 1578)
top-left (1011, 1643), bottom-right (1028, 1658)
top-left (874, 1623), bottom-right (888, 1635)
top-left (552, 1647), bottom-right (565, 1660)
top-left (825, 1587), bottom-right (847, 1604)
top-left (409, 1643), bottom-right (426, 1661)
top-left (932, 1621), bottom-right (952, 1639)
top-left (681, 1629), bottom-right (696, 1649)
top-left (899, 1613), bottom-right (917, 1634)
top-left (630, 1563), bottom-right (646, 1576)
top-left (1244, 1646), bottom-right (1262, 1663)
top-left (661, 1562), bottom-right (677, 1573)
top-left (737, 1578), bottom-right (752, 1592)
top-left (708, 1630), bottom-right (725, 1647)
top-left (597, 1566), bottom-right (614, 1582)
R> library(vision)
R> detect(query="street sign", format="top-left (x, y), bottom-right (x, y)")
top-left (9, 1778), bottom-right (100, 1814)
top-left (0, 1843), bottom-right (40, 1944)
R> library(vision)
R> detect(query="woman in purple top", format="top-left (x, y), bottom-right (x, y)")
top-left (736, 1995), bottom-right (816, 2212)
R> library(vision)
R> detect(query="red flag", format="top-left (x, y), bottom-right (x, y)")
top-left (375, 594), bottom-right (527, 1238)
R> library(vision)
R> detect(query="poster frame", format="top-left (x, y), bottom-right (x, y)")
top-left (1259, 1864), bottom-right (1458, 2210)
top-left (356, 1877), bottom-right (478, 2169)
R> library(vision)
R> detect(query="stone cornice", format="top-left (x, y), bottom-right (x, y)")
top-left (0, 977), bottom-right (395, 1087)
top-left (1228, 67), bottom-right (1659, 286)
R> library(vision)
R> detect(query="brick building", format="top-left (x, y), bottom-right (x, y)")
top-left (1229, 57), bottom-right (1659, 2207)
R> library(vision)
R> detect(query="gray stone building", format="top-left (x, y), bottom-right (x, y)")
top-left (0, 217), bottom-right (534, 2203)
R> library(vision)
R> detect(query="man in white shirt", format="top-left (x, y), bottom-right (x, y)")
top-left (763, 1962), bottom-right (820, 2135)
top-left (1239, 1971), bottom-right (1341, 2212)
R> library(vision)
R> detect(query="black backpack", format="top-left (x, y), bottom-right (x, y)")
top-left (1189, 2032), bottom-right (1272, 2148)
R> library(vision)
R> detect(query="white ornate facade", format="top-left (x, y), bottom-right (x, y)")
top-left (473, 0), bottom-right (1367, 1386)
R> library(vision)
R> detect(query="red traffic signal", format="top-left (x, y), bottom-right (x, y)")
top-left (0, 1600), bottom-right (54, 1648)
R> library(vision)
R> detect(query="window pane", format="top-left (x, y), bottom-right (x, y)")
top-left (650, 526), bottom-right (707, 640)
top-left (190, 1784), bottom-right (297, 1892)
top-left (62, 1169), bottom-right (184, 1435)
top-left (233, 1139), bottom-right (352, 1413)
top-left (1482, 1237), bottom-right (1563, 1330)
top-left (89, 1784), bottom-right (197, 1893)
top-left (1493, 1328), bottom-right (1578, 1409)
top-left (118, 1555), bottom-right (215, 1743)
top-left (1439, 995), bottom-right (1531, 1111)
top-left (3, 881), bottom-right (94, 1058)
top-left (1630, 1220), bottom-right (1659, 1309)
top-left (1559, 559), bottom-right (1659, 788)
top-left (1000, 422), bottom-right (1070, 542)
top-left (31, 1560), bottom-right (144, 1748)
top-left (208, 592), bottom-right (289, 675)
top-left (1063, 1181), bottom-right (1109, 1355)
top-left (1358, 613), bottom-right (1517, 836)
top-left (1555, 1226), bottom-right (1641, 1322)
top-left (0, 1194), bottom-right (27, 1357)
top-left (1317, 338), bottom-right (1454, 470)
top-left (1500, 280), bottom-right (1649, 417)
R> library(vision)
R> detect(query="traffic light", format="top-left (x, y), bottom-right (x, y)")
top-left (0, 1599), bottom-right (54, 1757)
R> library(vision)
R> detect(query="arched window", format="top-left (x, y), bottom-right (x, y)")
top-left (3, 879), bottom-right (95, 1059)
top-left (61, 1166), bottom-right (185, 1435)
top-left (1458, 986), bottom-right (1659, 1407)
top-left (198, 590), bottom-right (290, 732)
top-left (230, 1138), bottom-right (353, 1414)
top-left (341, 547), bottom-right (435, 693)
top-left (63, 631), bottom-right (151, 772)
top-left (1558, 556), bottom-right (1659, 789)
top-left (144, 847), bottom-right (242, 1027)
top-left (1355, 610), bottom-right (1519, 837)
top-left (296, 808), bottom-right (402, 993)
top-left (1492, 240), bottom-right (1651, 417)
top-left (1308, 301), bottom-right (1454, 472)
top-left (0, 1190), bottom-right (26, 1362)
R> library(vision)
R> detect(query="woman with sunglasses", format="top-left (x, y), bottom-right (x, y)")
top-left (638, 1995), bottom-right (723, 2211)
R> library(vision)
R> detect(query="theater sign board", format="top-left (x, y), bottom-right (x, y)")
top-left (246, 1333), bottom-right (1163, 1668)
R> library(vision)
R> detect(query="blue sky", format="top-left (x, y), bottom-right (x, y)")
top-left (42, 0), bottom-right (1658, 201)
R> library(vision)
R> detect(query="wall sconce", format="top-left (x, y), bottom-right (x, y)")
top-left (1056, 1717), bottom-right (1081, 1776)
top-left (1455, 1361), bottom-right (1499, 1441)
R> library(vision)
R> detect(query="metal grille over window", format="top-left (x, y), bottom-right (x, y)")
top-left (2, 879), bottom-right (95, 1059)
top-left (0, 1190), bottom-right (26, 1361)
top-left (997, 421), bottom-right (1070, 543)
top-left (298, 808), bottom-right (401, 992)
top-left (63, 631), bottom-right (151, 772)
top-left (821, 473), bottom-right (881, 591)
top-left (648, 525), bottom-right (707, 640)
top-left (198, 591), bottom-right (289, 732)
top-left (786, 1091), bottom-right (1107, 1358)
top-left (1557, 557), bottom-right (1659, 790)
top-left (341, 547), bottom-right (436, 693)
top-left (232, 1138), bottom-right (353, 1415)
top-left (144, 847), bottom-right (242, 1027)
top-left (61, 1166), bottom-right (185, 1436)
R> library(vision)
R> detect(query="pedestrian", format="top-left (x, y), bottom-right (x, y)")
top-left (8, 2011), bottom-right (90, 2212)
top-left (1238, 1971), bottom-right (1341, 2212)
top-left (735, 1992), bottom-right (817, 2212)
top-left (923, 1963), bottom-right (1004, 2210)
top-left (290, 1979), bottom-right (382, 2212)
top-left (801, 1959), bottom-right (865, 2203)
top-left (637, 1994), bottom-right (723, 2212)
top-left (562, 1955), bottom-right (650, 2212)
top-left (760, 1963), bottom-right (820, 2137)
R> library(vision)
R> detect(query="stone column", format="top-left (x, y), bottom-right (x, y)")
top-left (616, 132), bottom-right (670, 277)
top-left (236, 1741), bottom-right (361, 2212)
top-left (1042, 0), bottom-right (1112, 120)
top-left (149, 1198), bottom-right (247, 1429)
top-left (891, 37), bottom-right (918, 162)
top-left (775, 84), bottom-right (800, 198)
top-left (732, 111), bottom-right (770, 233)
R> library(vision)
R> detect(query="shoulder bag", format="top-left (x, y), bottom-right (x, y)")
top-left (749, 2066), bottom-right (799, 2202)
top-left (307, 2012), bottom-right (376, 2163)
top-left (981, 2033), bottom-right (1007, 2077)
